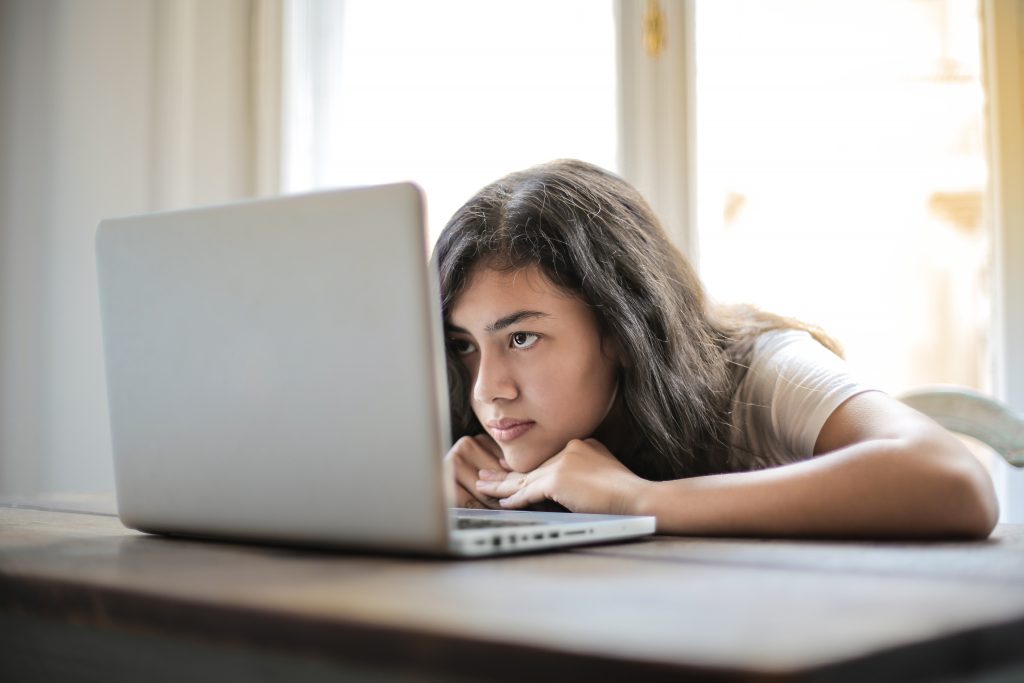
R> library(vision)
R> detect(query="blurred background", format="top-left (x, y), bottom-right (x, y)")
top-left (1, 0), bottom-right (1021, 518)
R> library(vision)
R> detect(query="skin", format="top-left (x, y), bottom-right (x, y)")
top-left (444, 265), bottom-right (619, 508)
top-left (444, 265), bottom-right (1001, 539)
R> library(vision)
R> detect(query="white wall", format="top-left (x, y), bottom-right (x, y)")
top-left (0, 0), bottom-right (275, 495)
top-left (0, 0), bottom-right (156, 494)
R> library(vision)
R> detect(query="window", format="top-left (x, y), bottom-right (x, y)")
top-left (694, 0), bottom-right (990, 397)
top-left (283, 0), bottom-right (617, 244)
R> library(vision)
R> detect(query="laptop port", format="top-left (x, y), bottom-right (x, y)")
top-left (493, 536), bottom-right (501, 546)
top-left (549, 531), bottom-right (560, 539)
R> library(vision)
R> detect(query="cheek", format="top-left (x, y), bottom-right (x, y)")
top-left (493, 354), bottom-right (617, 472)
top-left (532, 351), bottom-right (616, 423)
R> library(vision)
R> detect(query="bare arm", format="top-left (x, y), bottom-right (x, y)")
top-left (633, 391), bottom-right (1000, 539)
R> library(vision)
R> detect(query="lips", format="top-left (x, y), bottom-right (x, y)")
top-left (485, 418), bottom-right (536, 442)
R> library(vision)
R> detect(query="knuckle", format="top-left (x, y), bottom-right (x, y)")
top-left (473, 434), bottom-right (499, 456)
top-left (449, 436), bottom-right (480, 461)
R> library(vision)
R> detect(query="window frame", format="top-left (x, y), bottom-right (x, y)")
top-left (982, 0), bottom-right (1024, 413)
top-left (615, 0), bottom-right (699, 263)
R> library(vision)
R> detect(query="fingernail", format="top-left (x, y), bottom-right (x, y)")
top-left (479, 469), bottom-right (500, 480)
top-left (475, 480), bottom-right (491, 489)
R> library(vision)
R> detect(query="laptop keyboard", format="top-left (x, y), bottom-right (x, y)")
top-left (455, 517), bottom-right (545, 530)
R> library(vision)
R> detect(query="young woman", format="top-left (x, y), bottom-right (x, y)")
top-left (435, 159), bottom-right (998, 539)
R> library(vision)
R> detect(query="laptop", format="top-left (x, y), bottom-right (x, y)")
top-left (95, 183), bottom-right (656, 557)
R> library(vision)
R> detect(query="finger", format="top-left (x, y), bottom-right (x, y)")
top-left (472, 433), bottom-right (506, 462)
top-left (454, 483), bottom-right (501, 510)
top-left (475, 471), bottom-right (530, 499)
top-left (455, 460), bottom-right (502, 508)
top-left (453, 435), bottom-right (505, 473)
top-left (498, 478), bottom-right (551, 509)
top-left (453, 483), bottom-right (482, 509)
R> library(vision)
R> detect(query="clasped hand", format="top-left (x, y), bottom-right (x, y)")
top-left (444, 433), bottom-right (646, 515)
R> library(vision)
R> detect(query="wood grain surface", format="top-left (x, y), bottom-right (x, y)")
top-left (2, 505), bottom-right (1023, 681)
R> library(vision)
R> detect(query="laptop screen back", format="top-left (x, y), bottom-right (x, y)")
top-left (96, 184), bottom-right (452, 551)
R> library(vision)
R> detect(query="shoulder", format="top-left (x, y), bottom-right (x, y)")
top-left (749, 328), bottom-right (839, 366)
top-left (739, 329), bottom-right (849, 398)
top-left (733, 328), bottom-right (882, 463)
top-left (746, 328), bottom-right (876, 411)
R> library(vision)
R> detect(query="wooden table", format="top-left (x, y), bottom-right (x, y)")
top-left (2, 498), bottom-right (1024, 682)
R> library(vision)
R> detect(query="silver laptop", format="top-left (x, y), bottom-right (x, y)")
top-left (95, 183), bottom-right (655, 557)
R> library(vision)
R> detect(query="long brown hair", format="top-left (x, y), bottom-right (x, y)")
top-left (432, 160), bottom-right (840, 480)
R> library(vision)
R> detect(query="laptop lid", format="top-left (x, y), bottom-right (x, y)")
top-left (96, 184), bottom-right (454, 553)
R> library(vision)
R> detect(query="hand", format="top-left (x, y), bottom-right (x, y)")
top-left (444, 433), bottom-right (512, 509)
top-left (474, 438), bottom-right (649, 515)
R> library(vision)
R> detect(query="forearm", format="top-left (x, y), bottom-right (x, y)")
top-left (633, 437), bottom-right (999, 539)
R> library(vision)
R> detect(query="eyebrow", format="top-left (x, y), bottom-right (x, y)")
top-left (446, 310), bottom-right (550, 336)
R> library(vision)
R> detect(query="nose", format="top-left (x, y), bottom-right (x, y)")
top-left (472, 349), bottom-right (518, 404)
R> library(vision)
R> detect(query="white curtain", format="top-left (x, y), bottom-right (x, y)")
top-left (0, 0), bottom-right (282, 495)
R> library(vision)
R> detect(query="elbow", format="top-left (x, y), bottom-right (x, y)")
top-left (958, 468), bottom-right (999, 539)
top-left (938, 451), bottom-right (1000, 540)
top-left (900, 430), bottom-right (1000, 540)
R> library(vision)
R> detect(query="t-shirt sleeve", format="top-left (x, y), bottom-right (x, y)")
top-left (747, 330), bottom-right (883, 459)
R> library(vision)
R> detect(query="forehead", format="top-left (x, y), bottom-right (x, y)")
top-left (449, 265), bottom-right (582, 324)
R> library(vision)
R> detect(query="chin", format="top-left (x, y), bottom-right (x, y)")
top-left (502, 446), bottom-right (558, 473)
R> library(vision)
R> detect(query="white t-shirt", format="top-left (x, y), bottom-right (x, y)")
top-left (727, 330), bottom-right (882, 471)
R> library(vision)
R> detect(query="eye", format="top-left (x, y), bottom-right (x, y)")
top-left (449, 338), bottom-right (477, 356)
top-left (510, 332), bottom-right (540, 350)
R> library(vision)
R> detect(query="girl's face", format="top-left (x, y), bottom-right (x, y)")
top-left (447, 265), bottom-right (619, 472)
